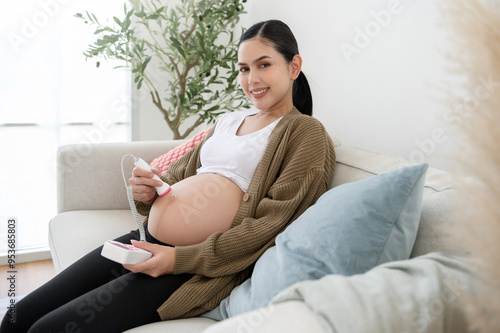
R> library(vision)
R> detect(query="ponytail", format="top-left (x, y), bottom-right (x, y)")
top-left (293, 71), bottom-right (313, 116)
top-left (239, 20), bottom-right (313, 116)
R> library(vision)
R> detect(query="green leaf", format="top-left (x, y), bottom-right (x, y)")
top-left (170, 36), bottom-right (181, 47)
top-left (134, 10), bottom-right (146, 18)
top-left (122, 10), bottom-right (133, 32)
top-left (206, 105), bottom-right (220, 112)
top-left (179, 93), bottom-right (186, 106)
top-left (96, 34), bottom-right (120, 46)
top-left (91, 13), bottom-right (99, 24)
top-left (147, 13), bottom-right (160, 20)
top-left (141, 56), bottom-right (152, 74)
top-left (169, 37), bottom-right (186, 58)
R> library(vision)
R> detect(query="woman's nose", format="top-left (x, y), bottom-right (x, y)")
top-left (248, 69), bottom-right (260, 85)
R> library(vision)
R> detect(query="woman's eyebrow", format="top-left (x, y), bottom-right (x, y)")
top-left (237, 55), bottom-right (271, 66)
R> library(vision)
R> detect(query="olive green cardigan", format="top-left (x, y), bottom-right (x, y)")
top-left (135, 108), bottom-right (336, 320)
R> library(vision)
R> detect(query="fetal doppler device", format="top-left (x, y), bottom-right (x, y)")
top-left (101, 154), bottom-right (171, 264)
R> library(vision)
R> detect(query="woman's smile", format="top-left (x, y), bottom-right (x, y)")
top-left (250, 87), bottom-right (269, 98)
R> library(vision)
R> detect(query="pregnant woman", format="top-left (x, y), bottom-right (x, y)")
top-left (1, 20), bottom-right (336, 333)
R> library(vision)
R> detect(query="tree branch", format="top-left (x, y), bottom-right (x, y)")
top-left (167, 55), bottom-right (182, 81)
top-left (173, 59), bottom-right (199, 127)
top-left (181, 18), bottom-right (197, 43)
top-left (180, 116), bottom-right (205, 139)
top-left (150, 90), bottom-right (173, 128)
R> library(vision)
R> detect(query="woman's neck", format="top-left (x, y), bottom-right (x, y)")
top-left (255, 103), bottom-right (294, 120)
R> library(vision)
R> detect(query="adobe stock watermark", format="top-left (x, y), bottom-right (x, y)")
top-left (234, 303), bottom-right (277, 333)
top-left (5, 218), bottom-right (18, 325)
top-left (407, 278), bottom-right (467, 333)
top-left (52, 93), bottom-right (131, 181)
top-left (176, 124), bottom-right (272, 224)
top-left (52, 60), bottom-right (169, 181)
top-left (176, 176), bottom-right (232, 225)
top-left (406, 74), bottom-right (499, 165)
top-left (8, 0), bottom-right (72, 53)
top-left (49, 267), bottom-right (137, 332)
top-left (340, 0), bottom-right (406, 64)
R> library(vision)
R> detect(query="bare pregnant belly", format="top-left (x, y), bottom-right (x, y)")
top-left (147, 173), bottom-right (244, 246)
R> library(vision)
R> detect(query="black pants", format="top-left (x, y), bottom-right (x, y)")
top-left (0, 229), bottom-right (194, 333)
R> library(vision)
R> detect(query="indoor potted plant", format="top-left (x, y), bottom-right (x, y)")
top-left (76, 0), bottom-right (250, 139)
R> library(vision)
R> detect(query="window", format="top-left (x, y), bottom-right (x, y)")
top-left (0, 0), bottom-right (130, 256)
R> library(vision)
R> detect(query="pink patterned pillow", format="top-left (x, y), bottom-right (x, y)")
top-left (150, 128), bottom-right (211, 176)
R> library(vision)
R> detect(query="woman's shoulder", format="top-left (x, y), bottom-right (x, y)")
top-left (284, 109), bottom-right (328, 133)
top-left (280, 109), bottom-right (335, 153)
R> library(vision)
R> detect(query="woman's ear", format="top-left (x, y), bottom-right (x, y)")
top-left (290, 54), bottom-right (303, 80)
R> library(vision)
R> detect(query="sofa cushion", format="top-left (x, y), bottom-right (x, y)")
top-left (330, 146), bottom-right (453, 194)
top-left (207, 163), bottom-right (428, 319)
top-left (331, 146), bottom-right (465, 258)
top-left (150, 128), bottom-right (212, 175)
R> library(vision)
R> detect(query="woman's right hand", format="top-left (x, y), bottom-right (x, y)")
top-left (129, 165), bottom-right (163, 202)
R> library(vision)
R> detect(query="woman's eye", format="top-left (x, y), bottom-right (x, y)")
top-left (260, 63), bottom-right (270, 68)
top-left (239, 67), bottom-right (249, 73)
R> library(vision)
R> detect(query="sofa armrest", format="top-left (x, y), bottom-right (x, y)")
top-left (56, 140), bottom-right (182, 213)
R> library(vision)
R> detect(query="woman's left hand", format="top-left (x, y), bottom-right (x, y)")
top-left (123, 240), bottom-right (175, 277)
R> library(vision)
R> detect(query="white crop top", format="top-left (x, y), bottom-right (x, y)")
top-left (197, 111), bottom-right (282, 192)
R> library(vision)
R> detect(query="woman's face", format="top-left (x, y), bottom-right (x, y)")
top-left (237, 38), bottom-right (300, 113)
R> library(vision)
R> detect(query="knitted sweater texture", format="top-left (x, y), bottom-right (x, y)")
top-left (135, 108), bottom-right (336, 320)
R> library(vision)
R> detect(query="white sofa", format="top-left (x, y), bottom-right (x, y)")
top-left (49, 136), bottom-right (475, 333)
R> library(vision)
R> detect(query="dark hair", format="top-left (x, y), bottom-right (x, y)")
top-left (238, 20), bottom-right (313, 116)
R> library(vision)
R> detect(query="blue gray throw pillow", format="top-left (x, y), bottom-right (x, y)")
top-left (205, 163), bottom-right (428, 319)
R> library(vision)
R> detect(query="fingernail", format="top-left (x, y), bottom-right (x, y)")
top-left (157, 181), bottom-right (163, 186)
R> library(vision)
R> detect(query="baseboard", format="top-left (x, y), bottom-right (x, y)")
top-left (0, 247), bottom-right (51, 266)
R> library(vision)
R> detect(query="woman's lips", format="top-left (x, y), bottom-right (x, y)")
top-left (250, 87), bottom-right (269, 98)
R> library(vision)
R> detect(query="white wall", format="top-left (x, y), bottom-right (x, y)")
top-left (135, 0), bottom-right (461, 172)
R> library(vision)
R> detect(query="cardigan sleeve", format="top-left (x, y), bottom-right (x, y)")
top-left (173, 117), bottom-right (336, 277)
